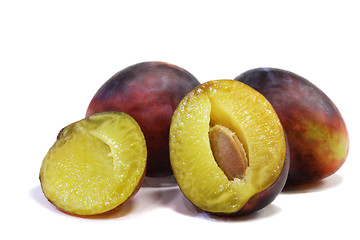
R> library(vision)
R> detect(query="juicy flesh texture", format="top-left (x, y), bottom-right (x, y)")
top-left (169, 80), bottom-right (286, 213)
top-left (40, 112), bottom-right (146, 215)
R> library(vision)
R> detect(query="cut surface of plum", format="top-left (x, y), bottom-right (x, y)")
top-left (169, 80), bottom-right (287, 215)
top-left (40, 111), bottom-right (147, 215)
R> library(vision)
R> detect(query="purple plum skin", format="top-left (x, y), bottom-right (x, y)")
top-left (235, 68), bottom-right (349, 185)
top-left (86, 61), bottom-right (200, 177)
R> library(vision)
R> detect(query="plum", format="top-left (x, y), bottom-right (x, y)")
top-left (86, 61), bottom-right (200, 177)
top-left (40, 112), bottom-right (147, 215)
top-left (169, 80), bottom-right (289, 216)
top-left (235, 68), bottom-right (349, 185)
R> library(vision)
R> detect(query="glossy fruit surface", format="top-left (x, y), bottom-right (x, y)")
top-left (86, 61), bottom-right (200, 177)
top-left (169, 80), bottom-right (288, 215)
top-left (235, 68), bottom-right (349, 184)
top-left (40, 111), bottom-right (147, 215)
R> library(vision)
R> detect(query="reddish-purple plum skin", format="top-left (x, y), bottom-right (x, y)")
top-left (235, 68), bottom-right (349, 185)
top-left (86, 61), bottom-right (200, 177)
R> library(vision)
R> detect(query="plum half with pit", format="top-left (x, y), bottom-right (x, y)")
top-left (169, 80), bottom-right (289, 216)
top-left (235, 68), bottom-right (349, 185)
top-left (39, 111), bottom-right (147, 216)
top-left (86, 61), bottom-right (200, 177)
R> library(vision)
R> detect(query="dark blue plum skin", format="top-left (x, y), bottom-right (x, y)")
top-left (235, 68), bottom-right (349, 185)
top-left (87, 62), bottom-right (200, 177)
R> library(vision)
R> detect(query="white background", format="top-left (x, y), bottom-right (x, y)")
top-left (1, 0), bottom-right (359, 239)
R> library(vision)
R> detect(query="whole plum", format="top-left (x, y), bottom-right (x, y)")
top-left (86, 61), bottom-right (200, 177)
top-left (235, 68), bottom-right (349, 185)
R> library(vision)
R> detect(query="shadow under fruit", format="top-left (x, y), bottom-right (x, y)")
top-left (86, 61), bottom-right (200, 177)
top-left (235, 68), bottom-right (349, 185)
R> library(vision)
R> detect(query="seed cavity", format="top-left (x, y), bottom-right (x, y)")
top-left (209, 125), bottom-right (248, 180)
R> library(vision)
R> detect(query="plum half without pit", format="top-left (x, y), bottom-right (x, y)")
top-left (169, 80), bottom-right (289, 216)
top-left (39, 111), bottom-right (147, 216)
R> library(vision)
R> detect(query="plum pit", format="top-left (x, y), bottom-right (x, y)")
top-left (209, 125), bottom-right (248, 180)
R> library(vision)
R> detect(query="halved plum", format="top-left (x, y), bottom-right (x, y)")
top-left (39, 111), bottom-right (147, 216)
top-left (169, 80), bottom-right (289, 216)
